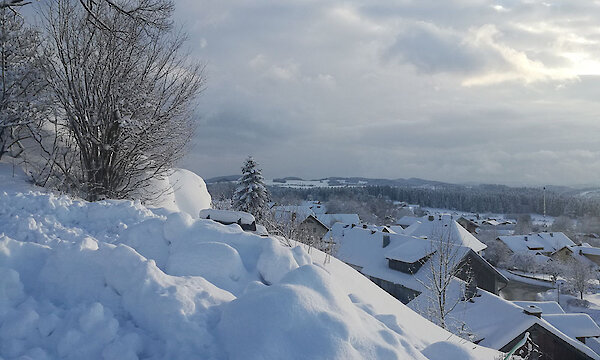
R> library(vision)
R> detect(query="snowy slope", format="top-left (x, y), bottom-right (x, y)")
top-left (0, 164), bottom-right (498, 359)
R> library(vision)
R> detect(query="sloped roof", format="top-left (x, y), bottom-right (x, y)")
top-left (316, 213), bottom-right (360, 227)
top-left (397, 215), bottom-right (420, 227)
top-left (403, 214), bottom-right (487, 253)
top-left (329, 225), bottom-right (475, 292)
top-left (409, 282), bottom-right (600, 360)
top-left (302, 214), bottom-right (329, 230)
top-left (575, 245), bottom-right (600, 257)
top-left (271, 205), bottom-right (314, 222)
top-left (513, 301), bottom-right (565, 315)
top-left (498, 232), bottom-right (575, 254)
top-left (385, 238), bottom-right (437, 263)
top-left (543, 314), bottom-right (600, 339)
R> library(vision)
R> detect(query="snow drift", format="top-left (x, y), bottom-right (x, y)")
top-left (0, 163), bottom-right (498, 359)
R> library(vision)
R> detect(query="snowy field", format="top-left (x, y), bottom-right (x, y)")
top-left (0, 164), bottom-right (498, 360)
top-left (265, 178), bottom-right (367, 189)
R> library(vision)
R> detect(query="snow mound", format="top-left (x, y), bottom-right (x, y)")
top-left (218, 265), bottom-right (428, 360)
top-left (0, 169), bottom-right (499, 359)
top-left (145, 168), bottom-right (211, 217)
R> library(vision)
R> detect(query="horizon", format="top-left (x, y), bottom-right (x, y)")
top-left (204, 172), bottom-right (599, 189)
top-left (171, 0), bottom-right (600, 187)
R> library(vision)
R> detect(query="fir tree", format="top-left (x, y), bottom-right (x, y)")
top-left (233, 156), bottom-right (270, 221)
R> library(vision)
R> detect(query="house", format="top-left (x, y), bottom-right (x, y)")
top-left (271, 205), bottom-right (315, 223)
top-left (403, 214), bottom-right (487, 254)
top-left (315, 213), bottom-right (360, 228)
top-left (513, 301), bottom-right (600, 344)
top-left (396, 215), bottom-right (420, 229)
top-left (299, 214), bottom-right (329, 240)
top-left (408, 284), bottom-right (600, 360)
top-left (329, 221), bottom-right (507, 303)
top-left (550, 244), bottom-right (600, 267)
top-left (572, 245), bottom-right (600, 266)
top-left (457, 216), bottom-right (480, 234)
top-left (199, 209), bottom-right (257, 232)
top-left (497, 232), bottom-right (575, 256)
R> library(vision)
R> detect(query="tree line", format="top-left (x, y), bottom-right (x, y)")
top-left (269, 184), bottom-right (600, 217)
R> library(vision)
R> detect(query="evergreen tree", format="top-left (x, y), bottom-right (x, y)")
top-left (233, 156), bottom-right (270, 220)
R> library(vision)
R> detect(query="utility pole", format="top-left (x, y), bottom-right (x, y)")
top-left (543, 186), bottom-right (546, 219)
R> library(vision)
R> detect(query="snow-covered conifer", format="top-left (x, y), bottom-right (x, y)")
top-left (233, 156), bottom-right (270, 221)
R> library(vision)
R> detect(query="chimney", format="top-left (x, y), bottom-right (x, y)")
top-left (383, 235), bottom-right (390, 248)
top-left (523, 305), bottom-right (542, 318)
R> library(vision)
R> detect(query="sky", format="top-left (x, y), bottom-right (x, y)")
top-left (141, 1), bottom-right (600, 185)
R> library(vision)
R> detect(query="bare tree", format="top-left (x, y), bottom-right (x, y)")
top-left (568, 261), bottom-right (594, 300)
top-left (0, 1), bottom-right (31, 11)
top-left (0, 0), bottom-right (173, 30)
top-left (416, 228), bottom-right (474, 332)
top-left (78, 0), bottom-right (174, 31)
top-left (39, 0), bottom-right (204, 201)
top-left (0, 7), bottom-right (48, 161)
top-left (514, 214), bottom-right (533, 235)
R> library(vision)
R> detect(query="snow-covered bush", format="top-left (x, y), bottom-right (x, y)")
top-left (37, 0), bottom-right (204, 201)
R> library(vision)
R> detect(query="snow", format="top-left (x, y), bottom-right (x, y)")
top-left (0, 163), bottom-right (498, 360)
top-left (403, 214), bottom-right (487, 253)
top-left (498, 232), bottom-right (574, 255)
top-left (316, 213), bottom-right (361, 227)
top-left (409, 281), bottom-right (600, 359)
top-left (513, 301), bottom-right (565, 315)
top-left (144, 168), bottom-right (212, 218)
top-left (385, 237), bottom-right (436, 263)
top-left (542, 313), bottom-right (600, 339)
top-left (198, 208), bottom-right (256, 225)
top-left (499, 269), bottom-right (554, 288)
top-left (396, 215), bottom-right (420, 227)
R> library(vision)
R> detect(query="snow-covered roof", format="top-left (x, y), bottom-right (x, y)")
top-left (574, 245), bottom-right (600, 257)
top-left (403, 214), bottom-right (487, 253)
top-left (410, 281), bottom-right (600, 359)
top-left (498, 232), bottom-right (575, 254)
top-left (397, 215), bottom-right (420, 227)
top-left (385, 238), bottom-right (436, 263)
top-left (316, 213), bottom-right (360, 227)
top-left (271, 205), bottom-right (314, 222)
top-left (543, 314), bottom-right (600, 339)
top-left (199, 209), bottom-right (255, 225)
top-left (513, 301), bottom-right (565, 315)
top-left (388, 225), bottom-right (405, 234)
top-left (300, 200), bottom-right (327, 214)
top-left (329, 225), bottom-right (476, 293)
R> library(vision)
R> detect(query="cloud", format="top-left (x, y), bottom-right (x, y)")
top-left (385, 22), bottom-right (486, 73)
top-left (170, 0), bottom-right (600, 185)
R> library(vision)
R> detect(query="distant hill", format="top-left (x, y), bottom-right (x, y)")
top-left (205, 175), bottom-right (240, 183)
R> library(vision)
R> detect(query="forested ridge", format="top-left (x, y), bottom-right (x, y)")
top-left (269, 184), bottom-right (600, 217)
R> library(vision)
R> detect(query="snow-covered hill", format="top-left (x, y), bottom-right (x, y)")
top-left (0, 164), bottom-right (499, 359)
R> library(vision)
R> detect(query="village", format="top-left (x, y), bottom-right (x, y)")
top-left (201, 194), bottom-right (600, 360)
